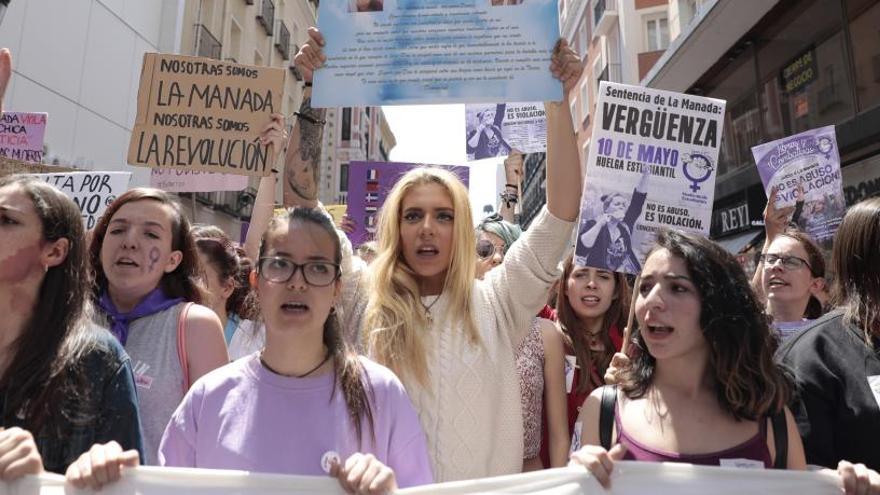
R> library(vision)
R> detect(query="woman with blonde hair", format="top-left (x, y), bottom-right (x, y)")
top-left (297, 30), bottom-right (586, 480)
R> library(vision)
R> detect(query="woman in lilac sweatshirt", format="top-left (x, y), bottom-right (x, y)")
top-left (67, 207), bottom-right (432, 494)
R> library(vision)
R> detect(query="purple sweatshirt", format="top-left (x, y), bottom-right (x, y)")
top-left (158, 354), bottom-right (433, 488)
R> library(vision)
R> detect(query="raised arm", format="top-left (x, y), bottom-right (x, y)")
top-left (482, 39), bottom-right (582, 348)
top-left (243, 113), bottom-right (287, 261)
top-left (545, 39), bottom-right (583, 222)
top-left (284, 28), bottom-right (327, 209)
top-left (752, 187), bottom-right (794, 301)
top-left (498, 150), bottom-right (524, 223)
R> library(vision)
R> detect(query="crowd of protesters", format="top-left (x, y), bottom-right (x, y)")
top-left (0, 23), bottom-right (878, 495)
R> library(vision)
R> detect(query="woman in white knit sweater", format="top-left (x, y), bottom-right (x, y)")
top-left (298, 28), bottom-right (585, 482)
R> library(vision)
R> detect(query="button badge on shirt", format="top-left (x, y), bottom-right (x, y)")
top-left (321, 450), bottom-right (341, 474)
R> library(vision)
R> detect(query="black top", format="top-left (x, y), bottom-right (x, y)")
top-left (0, 328), bottom-right (144, 474)
top-left (777, 310), bottom-right (880, 470)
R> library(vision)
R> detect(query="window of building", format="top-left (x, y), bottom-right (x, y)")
top-left (341, 108), bottom-right (352, 141)
top-left (703, 48), bottom-right (759, 176)
top-left (848, 0), bottom-right (880, 111)
top-left (580, 81), bottom-right (590, 125)
top-left (578, 14), bottom-right (589, 56)
top-left (339, 163), bottom-right (349, 192)
top-left (569, 100), bottom-right (579, 132)
top-left (229, 19), bottom-right (242, 62)
top-left (645, 16), bottom-right (670, 51)
top-left (756, 0), bottom-right (854, 138)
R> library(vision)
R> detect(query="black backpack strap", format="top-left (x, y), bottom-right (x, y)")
top-left (599, 385), bottom-right (618, 450)
top-left (771, 410), bottom-right (788, 469)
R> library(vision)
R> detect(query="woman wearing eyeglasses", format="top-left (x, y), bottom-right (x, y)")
top-left (752, 188), bottom-right (826, 342)
top-left (68, 208), bottom-right (432, 493)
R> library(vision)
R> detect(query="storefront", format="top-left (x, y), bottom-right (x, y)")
top-left (675, 0), bottom-right (880, 251)
top-left (710, 184), bottom-right (766, 273)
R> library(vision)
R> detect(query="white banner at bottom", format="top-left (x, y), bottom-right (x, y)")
top-left (0, 462), bottom-right (843, 495)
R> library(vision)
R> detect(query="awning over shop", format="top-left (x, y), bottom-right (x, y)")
top-left (714, 228), bottom-right (764, 254)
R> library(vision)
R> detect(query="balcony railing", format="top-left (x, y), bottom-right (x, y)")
top-left (194, 24), bottom-right (222, 60)
top-left (257, 0), bottom-right (275, 36)
top-left (275, 20), bottom-right (290, 60)
top-left (592, 0), bottom-right (617, 38)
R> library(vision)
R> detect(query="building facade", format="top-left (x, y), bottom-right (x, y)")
top-left (0, 0), bottom-right (389, 238)
top-left (318, 105), bottom-right (396, 206)
top-left (644, 0), bottom-right (880, 267)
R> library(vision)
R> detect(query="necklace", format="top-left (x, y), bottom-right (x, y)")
top-left (260, 350), bottom-right (331, 378)
top-left (421, 294), bottom-right (442, 323)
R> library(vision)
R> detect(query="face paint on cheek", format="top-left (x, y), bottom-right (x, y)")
top-left (148, 247), bottom-right (161, 272)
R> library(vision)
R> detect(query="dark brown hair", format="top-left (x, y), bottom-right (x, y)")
top-left (191, 225), bottom-right (258, 320)
top-left (260, 207), bottom-right (375, 443)
top-left (621, 230), bottom-right (791, 420)
top-left (0, 176), bottom-right (97, 433)
top-left (555, 254), bottom-right (630, 395)
top-left (831, 197), bottom-right (880, 344)
top-left (776, 227), bottom-right (826, 319)
top-left (89, 188), bottom-right (203, 304)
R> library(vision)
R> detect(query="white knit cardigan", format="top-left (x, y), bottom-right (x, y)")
top-left (342, 206), bottom-right (573, 482)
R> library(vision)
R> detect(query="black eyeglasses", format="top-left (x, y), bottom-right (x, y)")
top-left (476, 239), bottom-right (506, 259)
top-left (257, 257), bottom-right (340, 287)
top-left (759, 253), bottom-right (812, 272)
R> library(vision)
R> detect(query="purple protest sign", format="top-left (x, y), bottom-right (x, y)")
top-left (0, 112), bottom-right (48, 163)
top-left (751, 125), bottom-right (844, 244)
top-left (347, 161), bottom-right (470, 247)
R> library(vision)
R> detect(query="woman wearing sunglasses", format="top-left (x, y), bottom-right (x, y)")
top-left (474, 214), bottom-right (570, 471)
top-left (753, 188), bottom-right (826, 342)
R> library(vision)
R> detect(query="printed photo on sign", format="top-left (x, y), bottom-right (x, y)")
top-left (127, 53), bottom-right (285, 177)
top-left (346, 161), bottom-right (470, 246)
top-left (30, 172), bottom-right (132, 229)
top-left (574, 82), bottom-right (726, 274)
top-left (465, 102), bottom-right (546, 161)
top-left (0, 111), bottom-right (47, 164)
top-left (752, 125), bottom-right (845, 245)
top-left (312, 0), bottom-right (561, 107)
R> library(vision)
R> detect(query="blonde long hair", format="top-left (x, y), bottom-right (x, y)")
top-left (365, 167), bottom-right (480, 386)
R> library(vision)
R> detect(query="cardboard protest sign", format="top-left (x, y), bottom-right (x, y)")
top-left (0, 156), bottom-right (74, 176)
top-left (313, 0), bottom-right (561, 107)
top-left (751, 125), bottom-right (844, 245)
top-left (0, 112), bottom-right (47, 163)
top-left (31, 172), bottom-right (131, 229)
top-left (150, 168), bottom-right (248, 193)
top-left (575, 82), bottom-right (726, 274)
top-left (325, 204), bottom-right (347, 225)
top-left (128, 53), bottom-right (284, 177)
top-left (465, 103), bottom-right (546, 160)
top-left (347, 161), bottom-right (470, 246)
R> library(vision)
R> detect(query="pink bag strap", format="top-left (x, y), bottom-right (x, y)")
top-left (177, 302), bottom-right (194, 392)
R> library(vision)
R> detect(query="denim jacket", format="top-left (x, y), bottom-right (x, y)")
top-left (1, 329), bottom-right (144, 474)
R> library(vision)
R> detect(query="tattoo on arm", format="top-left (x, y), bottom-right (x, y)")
top-left (283, 97), bottom-right (326, 206)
